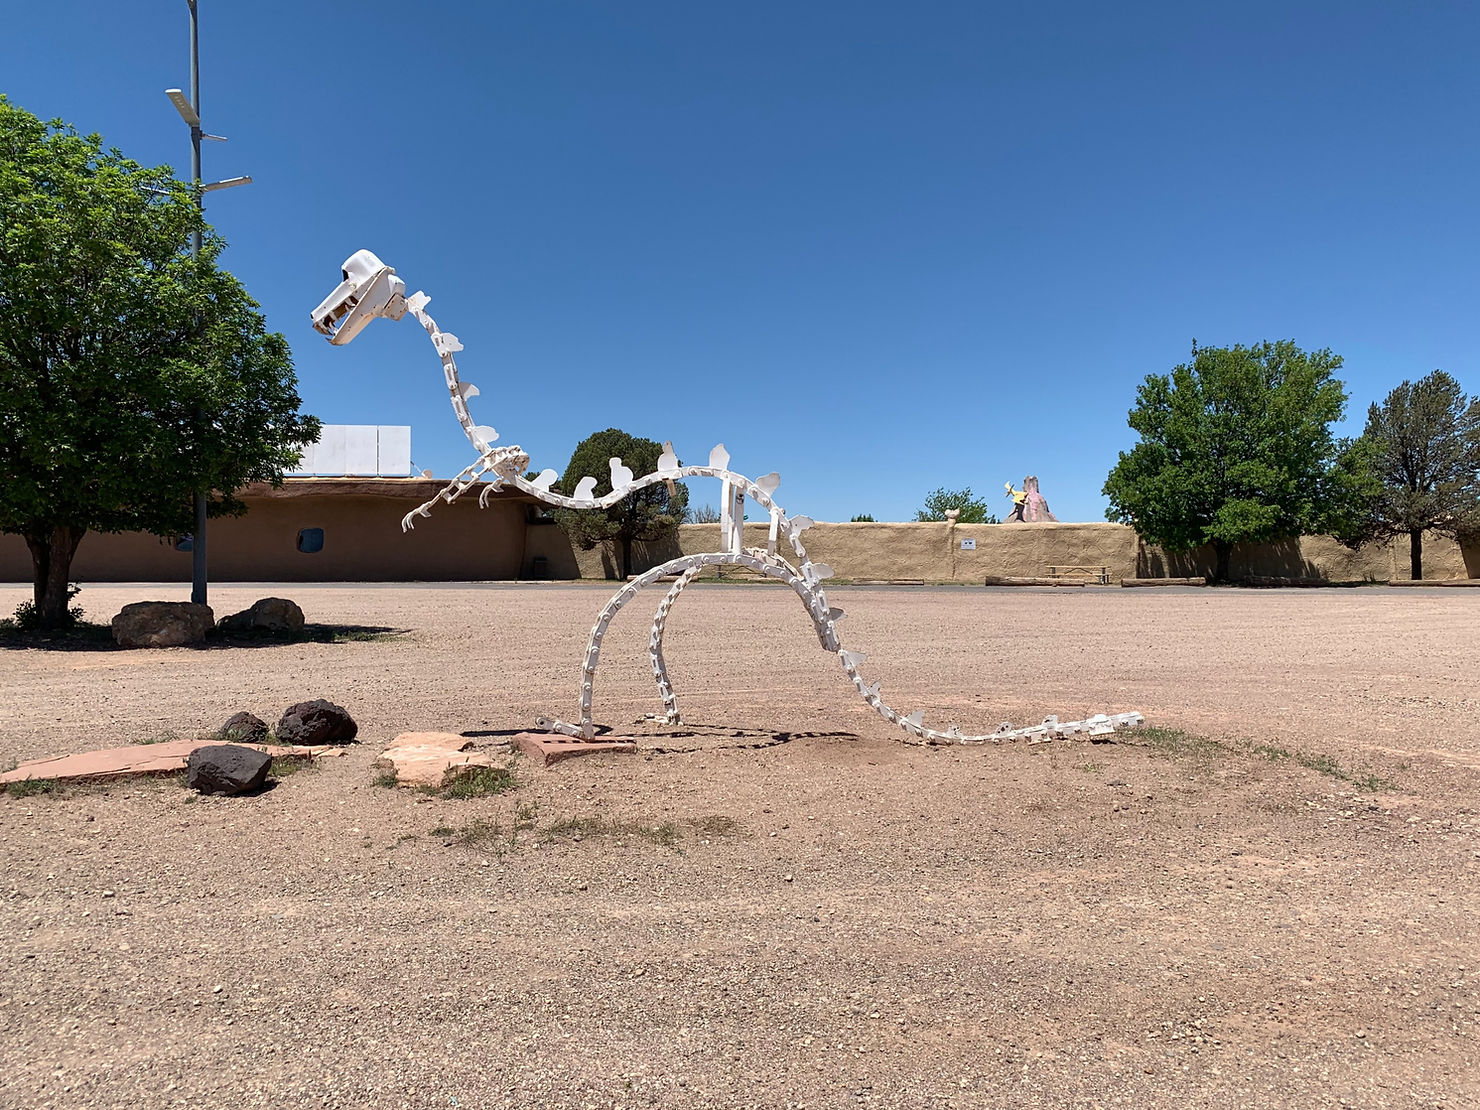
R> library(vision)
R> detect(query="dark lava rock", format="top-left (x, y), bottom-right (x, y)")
top-left (187, 744), bottom-right (272, 796)
top-left (219, 711), bottom-right (269, 745)
top-left (276, 699), bottom-right (357, 746)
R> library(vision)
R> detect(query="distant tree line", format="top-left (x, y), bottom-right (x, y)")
top-left (1102, 341), bottom-right (1479, 581)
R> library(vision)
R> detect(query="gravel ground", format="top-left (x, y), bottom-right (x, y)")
top-left (0, 582), bottom-right (1476, 1109)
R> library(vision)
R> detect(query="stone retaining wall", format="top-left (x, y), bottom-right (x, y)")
top-left (560, 521), bottom-right (1474, 583)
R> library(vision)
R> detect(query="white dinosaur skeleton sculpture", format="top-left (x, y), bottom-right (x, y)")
top-left (311, 251), bottom-right (1145, 745)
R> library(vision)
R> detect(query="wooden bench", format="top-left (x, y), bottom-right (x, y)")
top-left (1046, 564), bottom-right (1110, 585)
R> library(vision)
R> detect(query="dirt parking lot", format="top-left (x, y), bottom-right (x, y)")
top-left (1, 582), bottom-right (1477, 1109)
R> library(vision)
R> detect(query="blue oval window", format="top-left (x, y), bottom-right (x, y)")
top-left (297, 528), bottom-right (324, 554)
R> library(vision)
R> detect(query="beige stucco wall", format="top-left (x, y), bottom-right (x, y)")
top-left (1132, 532), bottom-right (1470, 582)
top-left (660, 521), bottom-right (1142, 582)
top-left (594, 521), bottom-right (1474, 583)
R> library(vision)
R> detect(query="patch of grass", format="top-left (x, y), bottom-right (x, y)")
top-left (428, 820), bottom-right (506, 848)
top-left (451, 819), bottom-right (505, 847)
top-left (1138, 727), bottom-right (1229, 759)
top-left (1078, 762), bottom-right (1102, 773)
top-left (371, 769), bottom-right (401, 789)
top-left (2, 778), bottom-right (58, 798)
top-left (269, 756), bottom-right (311, 779)
top-left (431, 764), bottom-right (517, 799)
top-left (1252, 740), bottom-right (1399, 791)
top-left (540, 815), bottom-right (680, 847)
top-left (684, 814), bottom-right (739, 837)
top-left (508, 800), bottom-right (540, 848)
top-left (1294, 751), bottom-right (1343, 778)
top-left (218, 728), bottom-right (261, 744)
top-left (134, 729), bottom-right (183, 746)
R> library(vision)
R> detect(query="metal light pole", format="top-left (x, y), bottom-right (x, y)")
top-left (165, 0), bottom-right (251, 605)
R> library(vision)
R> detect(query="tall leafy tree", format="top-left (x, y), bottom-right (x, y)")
top-left (915, 487), bottom-right (997, 524)
top-left (1354, 371), bottom-right (1480, 579)
top-left (0, 98), bottom-right (319, 626)
top-left (554, 428), bottom-right (689, 578)
top-left (1102, 341), bottom-right (1367, 582)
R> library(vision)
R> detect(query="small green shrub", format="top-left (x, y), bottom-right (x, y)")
top-left (3, 778), bottom-right (58, 798)
top-left (436, 765), bottom-right (517, 799)
top-left (270, 756), bottom-right (310, 778)
top-left (11, 584), bottom-right (84, 631)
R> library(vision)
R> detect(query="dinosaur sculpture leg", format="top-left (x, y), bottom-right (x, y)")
top-left (537, 551), bottom-right (835, 740)
top-left (648, 564), bottom-right (705, 724)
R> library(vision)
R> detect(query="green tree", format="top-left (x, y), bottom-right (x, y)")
top-left (1102, 341), bottom-right (1367, 582)
top-left (0, 98), bottom-right (319, 626)
top-left (554, 428), bottom-right (689, 578)
top-left (915, 487), bottom-right (998, 524)
top-left (849, 513), bottom-right (876, 522)
top-left (1353, 371), bottom-right (1480, 580)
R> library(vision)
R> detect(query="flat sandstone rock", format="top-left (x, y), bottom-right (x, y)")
top-left (376, 731), bottom-right (502, 788)
top-left (511, 732), bottom-right (637, 767)
top-left (0, 739), bottom-right (343, 784)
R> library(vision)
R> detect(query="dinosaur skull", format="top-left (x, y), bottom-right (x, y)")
top-left (310, 249), bottom-right (408, 345)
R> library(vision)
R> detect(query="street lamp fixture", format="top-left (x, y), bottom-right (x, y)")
top-left (165, 87), bottom-right (199, 128)
top-left (202, 176), bottom-right (252, 192)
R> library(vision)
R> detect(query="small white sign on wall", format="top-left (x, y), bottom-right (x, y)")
top-left (960, 538), bottom-right (976, 550)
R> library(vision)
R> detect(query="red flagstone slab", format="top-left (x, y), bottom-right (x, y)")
top-left (511, 732), bottom-right (637, 767)
top-left (376, 731), bottom-right (503, 788)
top-left (0, 739), bottom-right (342, 784)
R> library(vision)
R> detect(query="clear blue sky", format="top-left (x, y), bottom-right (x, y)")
top-left (5, 2), bottom-right (1478, 522)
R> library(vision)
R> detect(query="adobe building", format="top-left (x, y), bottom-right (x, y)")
top-left (0, 425), bottom-right (592, 583)
top-left (0, 479), bottom-right (566, 583)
